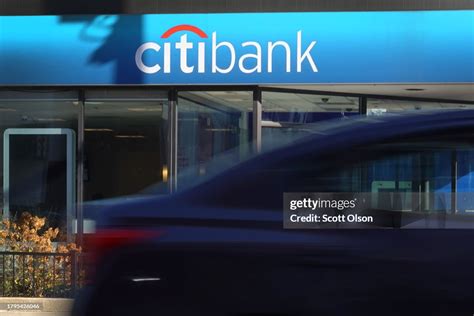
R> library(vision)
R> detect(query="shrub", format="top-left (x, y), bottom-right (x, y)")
top-left (0, 212), bottom-right (81, 297)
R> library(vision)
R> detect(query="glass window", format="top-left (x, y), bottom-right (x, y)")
top-left (367, 99), bottom-right (474, 115)
top-left (261, 91), bottom-right (359, 149)
top-left (84, 97), bottom-right (168, 199)
top-left (0, 90), bottom-right (78, 239)
top-left (282, 138), bottom-right (469, 214)
top-left (177, 91), bottom-right (252, 189)
top-left (188, 128), bottom-right (474, 216)
top-left (456, 150), bottom-right (474, 213)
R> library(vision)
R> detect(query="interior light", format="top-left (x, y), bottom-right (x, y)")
top-left (162, 165), bottom-right (169, 182)
top-left (127, 108), bottom-right (161, 112)
top-left (224, 98), bottom-right (246, 102)
top-left (131, 278), bottom-right (161, 283)
top-left (262, 120), bottom-right (283, 128)
top-left (114, 135), bottom-right (146, 139)
top-left (207, 91), bottom-right (234, 95)
top-left (85, 128), bottom-right (114, 132)
top-left (204, 128), bottom-right (233, 132)
top-left (35, 118), bottom-right (66, 122)
top-left (0, 108), bottom-right (16, 112)
top-left (405, 88), bottom-right (425, 91)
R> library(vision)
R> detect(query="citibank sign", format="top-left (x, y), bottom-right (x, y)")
top-left (1, 11), bottom-right (472, 84)
top-left (135, 24), bottom-right (318, 75)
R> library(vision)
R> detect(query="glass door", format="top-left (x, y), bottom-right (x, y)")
top-left (3, 129), bottom-right (76, 239)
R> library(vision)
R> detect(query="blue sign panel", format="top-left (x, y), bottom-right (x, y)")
top-left (0, 11), bottom-right (473, 85)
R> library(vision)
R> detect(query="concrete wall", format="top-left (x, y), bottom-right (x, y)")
top-left (0, 0), bottom-right (473, 15)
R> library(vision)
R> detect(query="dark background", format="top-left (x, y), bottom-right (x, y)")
top-left (0, 0), bottom-right (473, 15)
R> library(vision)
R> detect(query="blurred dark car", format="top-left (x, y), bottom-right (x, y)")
top-left (74, 111), bottom-right (474, 316)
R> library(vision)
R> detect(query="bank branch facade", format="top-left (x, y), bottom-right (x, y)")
top-left (0, 10), bottom-right (473, 239)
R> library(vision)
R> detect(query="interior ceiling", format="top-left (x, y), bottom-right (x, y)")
top-left (1, 85), bottom-right (473, 127)
top-left (0, 101), bottom-right (165, 128)
top-left (264, 84), bottom-right (474, 102)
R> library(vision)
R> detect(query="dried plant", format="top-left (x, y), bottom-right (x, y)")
top-left (0, 212), bottom-right (82, 297)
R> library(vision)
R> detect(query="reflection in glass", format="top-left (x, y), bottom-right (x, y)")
top-left (0, 95), bottom-right (78, 239)
top-left (367, 99), bottom-right (474, 115)
top-left (262, 92), bottom-right (359, 149)
top-left (177, 91), bottom-right (252, 189)
top-left (84, 100), bottom-right (168, 199)
top-left (8, 134), bottom-right (69, 228)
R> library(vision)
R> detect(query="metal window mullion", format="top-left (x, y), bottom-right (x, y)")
top-left (359, 96), bottom-right (368, 115)
top-left (451, 150), bottom-right (458, 214)
top-left (168, 89), bottom-right (178, 193)
top-left (76, 90), bottom-right (85, 247)
top-left (253, 88), bottom-right (262, 153)
top-left (2, 131), bottom-right (9, 220)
